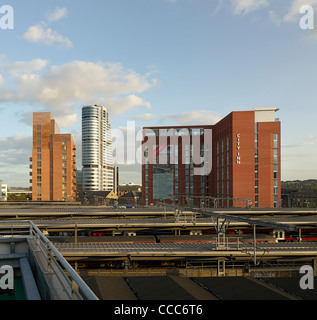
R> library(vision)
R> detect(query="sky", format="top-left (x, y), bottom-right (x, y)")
top-left (0, 0), bottom-right (317, 187)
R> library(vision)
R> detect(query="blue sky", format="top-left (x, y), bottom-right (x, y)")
top-left (0, 0), bottom-right (317, 187)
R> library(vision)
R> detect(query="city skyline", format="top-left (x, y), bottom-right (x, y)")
top-left (0, 0), bottom-right (317, 187)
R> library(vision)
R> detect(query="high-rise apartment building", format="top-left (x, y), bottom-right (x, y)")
top-left (142, 108), bottom-right (281, 208)
top-left (30, 113), bottom-right (77, 201)
top-left (82, 105), bottom-right (116, 191)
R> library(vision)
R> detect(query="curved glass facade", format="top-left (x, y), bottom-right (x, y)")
top-left (82, 105), bottom-right (114, 191)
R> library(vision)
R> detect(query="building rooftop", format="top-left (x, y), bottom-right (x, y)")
top-left (0, 220), bottom-right (98, 300)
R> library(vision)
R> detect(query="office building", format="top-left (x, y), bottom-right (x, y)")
top-left (30, 113), bottom-right (77, 201)
top-left (0, 179), bottom-right (7, 201)
top-left (142, 108), bottom-right (281, 208)
top-left (82, 105), bottom-right (117, 192)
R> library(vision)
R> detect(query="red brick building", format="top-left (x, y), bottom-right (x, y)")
top-left (30, 113), bottom-right (77, 201)
top-left (142, 108), bottom-right (281, 208)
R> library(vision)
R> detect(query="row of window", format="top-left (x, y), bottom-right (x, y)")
top-left (255, 132), bottom-right (279, 206)
top-left (37, 183), bottom-right (67, 190)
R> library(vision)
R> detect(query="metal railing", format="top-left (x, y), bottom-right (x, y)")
top-left (0, 220), bottom-right (98, 300)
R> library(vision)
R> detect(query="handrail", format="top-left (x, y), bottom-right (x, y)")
top-left (28, 221), bottom-right (99, 300)
top-left (0, 220), bottom-right (98, 300)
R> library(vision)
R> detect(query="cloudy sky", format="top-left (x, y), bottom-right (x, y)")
top-left (0, 0), bottom-right (317, 187)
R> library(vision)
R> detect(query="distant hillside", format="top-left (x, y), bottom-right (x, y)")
top-left (282, 180), bottom-right (317, 194)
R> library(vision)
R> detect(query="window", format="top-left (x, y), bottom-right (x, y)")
top-left (274, 195), bottom-right (279, 208)
top-left (37, 147), bottom-right (41, 153)
top-left (37, 125), bottom-right (41, 131)
top-left (37, 183), bottom-right (41, 190)
top-left (62, 184), bottom-right (67, 190)
top-left (62, 154), bottom-right (67, 160)
top-left (255, 165), bottom-right (258, 179)
top-left (62, 138), bottom-right (67, 145)
top-left (274, 180), bottom-right (278, 194)
top-left (37, 161), bottom-right (41, 167)
top-left (62, 168), bottom-right (67, 174)
top-left (200, 144), bottom-right (204, 157)
top-left (37, 176), bottom-right (41, 182)
top-left (255, 180), bottom-right (258, 194)
top-left (37, 132), bottom-right (42, 138)
top-left (274, 133), bottom-right (278, 148)
top-left (37, 169), bottom-right (41, 175)
top-left (274, 149), bottom-right (278, 163)
top-left (37, 139), bottom-right (41, 146)
top-left (255, 134), bottom-right (258, 148)
top-left (274, 164), bottom-right (278, 179)
top-left (37, 154), bottom-right (41, 160)
top-left (62, 161), bottom-right (67, 167)
top-left (62, 146), bottom-right (67, 151)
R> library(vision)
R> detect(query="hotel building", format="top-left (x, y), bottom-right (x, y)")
top-left (142, 108), bottom-right (281, 208)
top-left (30, 113), bottom-right (77, 201)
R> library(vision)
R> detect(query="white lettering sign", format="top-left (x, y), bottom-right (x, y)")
top-left (236, 134), bottom-right (241, 164)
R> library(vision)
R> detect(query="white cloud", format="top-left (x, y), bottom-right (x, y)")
top-left (0, 135), bottom-right (32, 187)
top-left (46, 7), bottom-right (68, 22)
top-left (160, 110), bottom-right (221, 125)
top-left (283, 141), bottom-right (315, 148)
top-left (133, 113), bottom-right (156, 122)
top-left (22, 22), bottom-right (73, 48)
top-left (0, 56), bottom-right (48, 76)
top-left (231, 0), bottom-right (269, 15)
top-left (268, 10), bottom-right (282, 27)
top-left (0, 58), bottom-right (157, 128)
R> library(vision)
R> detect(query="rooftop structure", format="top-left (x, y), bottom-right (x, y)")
top-left (0, 220), bottom-right (98, 300)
